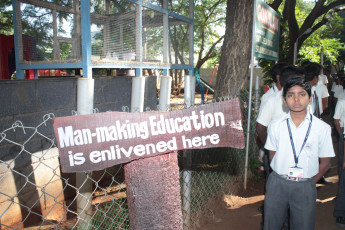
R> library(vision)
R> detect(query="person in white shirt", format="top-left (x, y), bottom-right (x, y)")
top-left (315, 79), bottom-right (329, 115)
top-left (303, 62), bottom-right (321, 116)
top-left (260, 63), bottom-right (288, 105)
top-left (256, 65), bottom-right (304, 148)
top-left (319, 73), bottom-right (329, 86)
top-left (264, 77), bottom-right (335, 230)
top-left (334, 78), bottom-right (344, 100)
top-left (304, 62), bottom-right (329, 115)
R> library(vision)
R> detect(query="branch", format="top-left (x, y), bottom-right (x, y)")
top-left (196, 35), bottom-right (224, 68)
top-left (268, 0), bottom-right (283, 11)
top-left (301, 0), bottom-right (345, 32)
top-left (285, 0), bottom-right (299, 35)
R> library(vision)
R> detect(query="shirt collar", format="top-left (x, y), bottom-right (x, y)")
top-left (273, 84), bottom-right (278, 92)
top-left (282, 112), bottom-right (312, 123)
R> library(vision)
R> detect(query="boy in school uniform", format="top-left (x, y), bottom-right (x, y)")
top-left (264, 77), bottom-right (335, 230)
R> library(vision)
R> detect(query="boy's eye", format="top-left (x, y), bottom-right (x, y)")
top-left (300, 93), bottom-right (306, 97)
top-left (287, 94), bottom-right (293, 98)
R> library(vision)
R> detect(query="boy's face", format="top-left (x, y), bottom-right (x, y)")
top-left (283, 85), bottom-right (311, 113)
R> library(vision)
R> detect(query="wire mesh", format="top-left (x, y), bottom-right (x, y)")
top-left (176, 91), bottom-right (260, 230)
top-left (91, 1), bottom-right (137, 62)
top-left (142, 7), bottom-right (164, 63)
top-left (169, 18), bottom-right (190, 65)
top-left (19, 1), bottom-right (81, 62)
top-left (16, 0), bottom-right (193, 70)
top-left (0, 90), bottom-right (259, 229)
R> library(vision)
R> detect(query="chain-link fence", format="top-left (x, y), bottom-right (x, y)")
top-left (0, 91), bottom-right (260, 230)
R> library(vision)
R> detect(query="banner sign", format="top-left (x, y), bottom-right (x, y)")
top-left (53, 99), bottom-right (245, 173)
top-left (254, 0), bottom-right (280, 61)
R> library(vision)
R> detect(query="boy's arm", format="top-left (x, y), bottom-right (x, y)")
top-left (313, 157), bottom-right (331, 183)
top-left (269, 151), bottom-right (276, 162)
top-left (255, 123), bottom-right (267, 149)
top-left (322, 97), bottom-right (328, 111)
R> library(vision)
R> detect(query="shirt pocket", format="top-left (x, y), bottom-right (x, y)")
top-left (303, 139), bottom-right (318, 162)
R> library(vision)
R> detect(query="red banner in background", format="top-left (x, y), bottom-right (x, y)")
top-left (53, 99), bottom-right (245, 173)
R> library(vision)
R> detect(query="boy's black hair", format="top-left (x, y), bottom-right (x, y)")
top-left (283, 77), bottom-right (311, 99)
top-left (301, 60), bottom-right (311, 68)
top-left (270, 62), bottom-right (288, 83)
top-left (280, 65), bottom-right (305, 87)
top-left (303, 62), bottom-right (322, 82)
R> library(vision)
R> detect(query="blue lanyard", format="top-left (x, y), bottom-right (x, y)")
top-left (286, 114), bottom-right (313, 167)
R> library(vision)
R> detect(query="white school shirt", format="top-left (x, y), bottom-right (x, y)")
top-left (256, 90), bottom-right (289, 127)
top-left (337, 89), bottom-right (345, 100)
top-left (265, 113), bottom-right (335, 178)
top-left (332, 82), bottom-right (336, 92)
top-left (334, 85), bottom-right (344, 98)
top-left (261, 84), bottom-right (278, 105)
top-left (334, 99), bottom-right (345, 131)
top-left (319, 74), bottom-right (328, 85)
top-left (309, 86), bottom-right (317, 115)
top-left (315, 81), bottom-right (329, 114)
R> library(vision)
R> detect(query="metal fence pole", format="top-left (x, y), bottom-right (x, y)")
top-left (159, 76), bottom-right (172, 111)
top-left (244, 0), bottom-right (257, 190)
top-left (190, 75), bottom-right (196, 107)
top-left (76, 78), bottom-right (94, 227)
top-left (183, 74), bottom-right (194, 229)
top-left (254, 76), bottom-right (260, 112)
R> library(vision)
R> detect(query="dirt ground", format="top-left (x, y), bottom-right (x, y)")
top-left (195, 157), bottom-right (340, 230)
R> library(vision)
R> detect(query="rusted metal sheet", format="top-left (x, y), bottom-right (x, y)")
top-left (53, 99), bottom-right (244, 172)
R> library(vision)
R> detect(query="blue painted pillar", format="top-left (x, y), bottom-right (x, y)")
top-left (81, 0), bottom-right (92, 79)
top-left (135, 4), bottom-right (143, 76)
top-left (12, 0), bottom-right (25, 79)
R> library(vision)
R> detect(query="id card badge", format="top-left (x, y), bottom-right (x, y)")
top-left (288, 167), bottom-right (304, 178)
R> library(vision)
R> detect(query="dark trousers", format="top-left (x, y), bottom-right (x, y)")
top-left (264, 171), bottom-right (316, 230)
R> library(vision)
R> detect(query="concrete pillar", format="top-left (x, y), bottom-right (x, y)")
top-left (131, 76), bottom-right (146, 112)
top-left (159, 76), bottom-right (172, 111)
top-left (76, 78), bottom-right (94, 227)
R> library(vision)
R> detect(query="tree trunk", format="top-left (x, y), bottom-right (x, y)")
top-left (215, 0), bottom-right (254, 98)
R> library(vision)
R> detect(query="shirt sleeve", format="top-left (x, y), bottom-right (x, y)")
top-left (321, 86), bottom-right (329, 98)
top-left (334, 101), bottom-right (343, 120)
top-left (318, 125), bottom-right (335, 158)
top-left (256, 98), bottom-right (273, 127)
top-left (264, 122), bottom-right (277, 151)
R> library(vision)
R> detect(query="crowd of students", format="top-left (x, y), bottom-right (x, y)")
top-left (255, 62), bottom-right (345, 229)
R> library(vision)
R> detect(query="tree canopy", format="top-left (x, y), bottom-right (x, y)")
top-left (216, 0), bottom-right (345, 97)
top-left (268, 0), bottom-right (345, 65)
top-left (194, 0), bottom-right (226, 68)
top-left (0, 0), bottom-right (13, 35)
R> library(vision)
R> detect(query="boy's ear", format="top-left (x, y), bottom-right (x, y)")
top-left (283, 97), bottom-right (287, 105)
